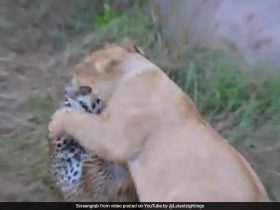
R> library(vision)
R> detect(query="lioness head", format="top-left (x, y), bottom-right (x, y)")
top-left (65, 40), bottom-right (145, 102)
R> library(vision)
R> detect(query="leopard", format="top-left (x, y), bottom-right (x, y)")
top-left (47, 87), bottom-right (138, 202)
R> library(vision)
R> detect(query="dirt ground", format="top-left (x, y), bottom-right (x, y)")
top-left (0, 49), bottom-right (62, 201)
top-left (0, 0), bottom-right (103, 201)
top-left (0, 13), bottom-right (115, 201)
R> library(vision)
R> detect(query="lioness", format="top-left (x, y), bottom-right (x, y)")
top-left (48, 41), bottom-right (269, 202)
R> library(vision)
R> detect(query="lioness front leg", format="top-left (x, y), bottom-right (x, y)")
top-left (48, 107), bottom-right (155, 163)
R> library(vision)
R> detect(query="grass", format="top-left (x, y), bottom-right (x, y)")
top-left (3, 1), bottom-right (280, 201)
top-left (95, 2), bottom-right (121, 28)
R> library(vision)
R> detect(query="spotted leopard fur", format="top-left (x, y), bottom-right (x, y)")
top-left (47, 93), bottom-right (138, 202)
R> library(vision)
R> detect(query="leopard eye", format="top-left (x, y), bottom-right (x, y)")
top-left (79, 86), bottom-right (92, 95)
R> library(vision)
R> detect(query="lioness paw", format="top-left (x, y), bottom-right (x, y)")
top-left (48, 108), bottom-right (70, 139)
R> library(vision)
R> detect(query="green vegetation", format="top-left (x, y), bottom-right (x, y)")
top-left (95, 3), bottom-right (121, 28)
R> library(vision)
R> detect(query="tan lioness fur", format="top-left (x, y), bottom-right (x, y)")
top-left (48, 42), bottom-right (269, 202)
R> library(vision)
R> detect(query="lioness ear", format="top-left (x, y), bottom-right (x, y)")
top-left (105, 59), bottom-right (121, 75)
top-left (133, 45), bottom-right (145, 56)
top-left (120, 39), bottom-right (145, 55)
top-left (94, 59), bottom-right (121, 75)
